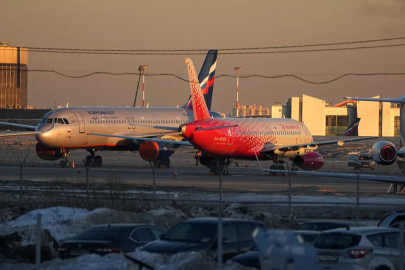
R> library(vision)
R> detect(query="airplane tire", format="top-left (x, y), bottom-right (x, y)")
top-left (85, 156), bottom-right (93, 167)
top-left (277, 164), bottom-right (285, 176)
top-left (65, 160), bottom-right (70, 168)
top-left (94, 156), bottom-right (102, 167)
top-left (59, 160), bottom-right (66, 168)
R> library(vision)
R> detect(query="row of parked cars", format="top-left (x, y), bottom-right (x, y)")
top-left (55, 210), bottom-right (405, 269)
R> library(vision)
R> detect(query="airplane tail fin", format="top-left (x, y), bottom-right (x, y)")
top-left (185, 58), bottom-right (210, 121)
top-left (342, 118), bottom-right (360, 136)
top-left (182, 50), bottom-right (217, 111)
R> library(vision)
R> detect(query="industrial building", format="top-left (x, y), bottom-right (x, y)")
top-left (0, 42), bottom-right (28, 109)
top-left (271, 94), bottom-right (400, 137)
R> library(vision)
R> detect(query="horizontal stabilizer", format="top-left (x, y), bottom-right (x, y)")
top-left (152, 126), bottom-right (179, 131)
top-left (195, 125), bottom-right (238, 132)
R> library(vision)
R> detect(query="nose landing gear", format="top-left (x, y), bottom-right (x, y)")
top-left (59, 150), bottom-right (71, 168)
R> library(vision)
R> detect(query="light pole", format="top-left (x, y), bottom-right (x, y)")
top-left (139, 65), bottom-right (147, 107)
top-left (234, 67), bottom-right (242, 117)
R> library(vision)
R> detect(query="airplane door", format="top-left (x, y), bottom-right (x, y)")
top-left (227, 128), bottom-right (234, 145)
top-left (73, 111), bottom-right (85, 133)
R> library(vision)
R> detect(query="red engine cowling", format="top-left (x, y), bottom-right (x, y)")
top-left (371, 141), bottom-right (397, 166)
top-left (35, 142), bottom-right (63, 161)
top-left (292, 152), bottom-right (324, 171)
top-left (139, 141), bottom-right (174, 162)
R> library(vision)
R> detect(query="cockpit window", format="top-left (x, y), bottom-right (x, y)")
top-left (46, 118), bottom-right (53, 124)
top-left (57, 118), bottom-right (64, 124)
top-left (63, 118), bottom-right (69, 124)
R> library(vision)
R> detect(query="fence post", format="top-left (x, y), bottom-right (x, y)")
top-left (35, 213), bottom-right (42, 269)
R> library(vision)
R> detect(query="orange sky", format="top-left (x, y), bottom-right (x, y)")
top-left (1, 0), bottom-right (405, 114)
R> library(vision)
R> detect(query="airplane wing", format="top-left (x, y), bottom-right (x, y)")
top-left (0, 132), bottom-right (41, 137)
top-left (253, 152), bottom-right (405, 184)
top-left (87, 133), bottom-right (192, 146)
top-left (0, 122), bottom-right (37, 130)
top-left (264, 136), bottom-right (378, 152)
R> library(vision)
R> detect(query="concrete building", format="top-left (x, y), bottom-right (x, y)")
top-left (231, 104), bottom-right (270, 117)
top-left (272, 94), bottom-right (400, 137)
top-left (0, 42), bottom-right (28, 109)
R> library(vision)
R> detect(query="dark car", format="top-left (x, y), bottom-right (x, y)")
top-left (231, 230), bottom-right (320, 270)
top-left (296, 220), bottom-right (364, 231)
top-left (141, 218), bottom-right (266, 262)
top-left (58, 224), bottom-right (165, 259)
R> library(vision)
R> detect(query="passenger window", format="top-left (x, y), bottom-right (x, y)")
top-left (383, 233), bottom-right (399, 249)
top-left (367, 234), bottom-right (383, 247)
top-left (130, 228), bottom-right (154, 243)
top-left (223, 225), bottom-right (238, 243)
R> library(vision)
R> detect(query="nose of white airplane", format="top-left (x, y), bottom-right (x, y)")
top-left (35, 130), bottom-right (53, 145)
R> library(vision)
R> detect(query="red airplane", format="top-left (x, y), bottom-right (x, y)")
top-left (167, 58), bottom-right (376, 173)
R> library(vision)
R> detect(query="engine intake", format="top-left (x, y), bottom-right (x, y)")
top-left (139, 141), bottom-right (174, 162)
top-left (371, 141), bottom-right (397, 165)
top-left (292, 152), bottom-right (324, 171)
top-left (35, 142), bottom-right (63, 161)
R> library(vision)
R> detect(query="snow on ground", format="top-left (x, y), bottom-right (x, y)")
top-left (0, 206), bottom-right (186, 246)
top-left (1, 251), bottom-right (254, 270)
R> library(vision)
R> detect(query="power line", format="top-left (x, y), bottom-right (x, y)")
top-left (21, 36), bottom-right (405, 52)
top-left (4, 69), bottom-right (405, 84)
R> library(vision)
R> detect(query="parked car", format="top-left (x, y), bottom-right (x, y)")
top-left (231, 230), bottom-right (320, 269)
top-left (140, 218), bottom-right (266, 262)
top-left (296, 220), bottom-right (364, 231)
top-left (314, 227), bottom-right (402, 270)
top-left (378, 210), bottom-right (405, 227)
top-left (58, 224), bottom-right (165, 259)
top-left (348, 151), bottom-right (376, 170)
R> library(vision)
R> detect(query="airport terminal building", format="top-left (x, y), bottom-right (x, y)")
top-left (271, 94), bottom-right (400, 137)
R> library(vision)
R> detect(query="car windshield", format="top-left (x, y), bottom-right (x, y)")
top-left (297, 222), bottom-right (351, 231)
top-left (163, 222), bottom-right (217, 243)
top-left (74, 226), bottom-right (132, 242)
top-left (314, 233), bottom-right (361, 249)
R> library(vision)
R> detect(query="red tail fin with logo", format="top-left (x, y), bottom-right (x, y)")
top-left (185, 58), bottom-right (210, 121)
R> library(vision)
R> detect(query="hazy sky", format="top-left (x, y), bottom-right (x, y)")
top-left (1, 0), bottom-right (405, 114)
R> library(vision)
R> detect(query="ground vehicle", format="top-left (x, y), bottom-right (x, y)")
top-left (140, 218), bottom-right (266, 262)
top-left (378, 210), bottom-right (405, 227)
top-left (314, 227), bottom-right (402, 270)
top-left (296, 220), bottom-right (364, 231)
top-left (231, 230), bottom-right (320, 269)
top-left (58, 224), bottom-right (165, 259)
top-left (348, 151), bottom-right (376, 170)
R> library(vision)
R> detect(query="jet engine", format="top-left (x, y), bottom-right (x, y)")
top-left (35, 142), bottom-right (63, 161)
top-left (292, 152), bottom-right (324, 171)
top-left (139, 141), bottom-right (174, 167)
top-left (371, 141), bottom-right (397, 166)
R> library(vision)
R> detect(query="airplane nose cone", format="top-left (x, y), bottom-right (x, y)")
top-left (35, 130), bottom-right (52, 145)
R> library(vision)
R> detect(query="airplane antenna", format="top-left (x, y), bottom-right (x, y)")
top-left (147, 103), bottom-right (149, 108)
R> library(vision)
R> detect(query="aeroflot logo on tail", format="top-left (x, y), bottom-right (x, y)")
top-left (87, 111), bottom-right (115, 115)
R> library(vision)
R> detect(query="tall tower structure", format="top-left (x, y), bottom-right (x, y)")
top-left (0, 42), bottom-right (28, 109)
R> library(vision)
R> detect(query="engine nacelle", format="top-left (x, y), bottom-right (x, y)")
top-left (292, 152), bottom-right (324, 171)
top-left (139, 141), bottom-right (174, 162)
top-left (371, 141), bottom-right (397, 166)
top-left (35, 142), bottom-right (63, 161)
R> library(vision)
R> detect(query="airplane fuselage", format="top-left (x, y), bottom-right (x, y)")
top-left (180, 117), bottom-right (314, 160)
top-left (35, 107), bottom-right (210, 151)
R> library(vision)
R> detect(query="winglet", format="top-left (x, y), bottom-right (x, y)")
top-left (185, 58), bottom-right (210, 121)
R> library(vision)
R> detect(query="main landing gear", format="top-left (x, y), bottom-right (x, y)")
top-left (85, 150), bottom-right (102, 167)
top-left (153, 158), bottom-right (170, 169)
top-left (269, 159), bottom-right (286, 176)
